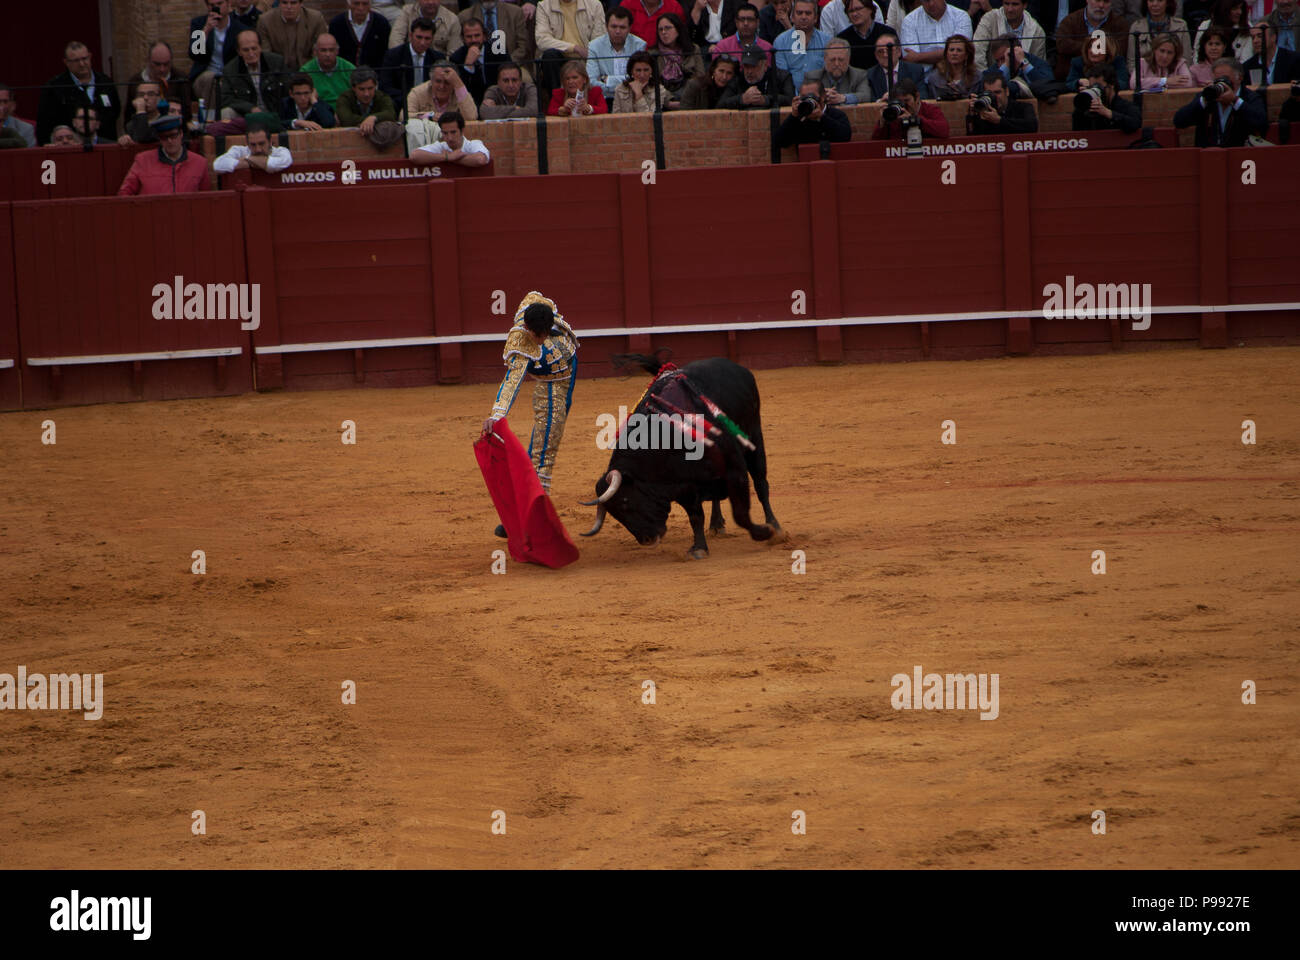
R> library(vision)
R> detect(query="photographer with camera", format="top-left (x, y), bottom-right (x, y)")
top-left (1173, 58), bottom-right (1266, 145)
top-left (966, 70), bottom-right (1038, 132)
top-left (776, 77), bottom-right (853, 146)
top-left (871, 76), bottom-right (950, 136)
top-left (1281, 78), bottom-right (1300, 121)
top-left (1072, 62), bottom-right (1142, 129)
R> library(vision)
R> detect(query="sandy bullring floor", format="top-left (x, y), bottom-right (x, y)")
top-left (1, 347), bottom-right (1297, 869)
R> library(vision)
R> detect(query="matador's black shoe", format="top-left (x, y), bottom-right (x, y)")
top-left (494, 524), bottom-right (507, 539)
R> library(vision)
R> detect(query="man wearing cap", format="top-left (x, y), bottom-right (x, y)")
top-left (718, 45), bottom-right (795, 107)
top-left (118, 115), bottom-right (211, 195)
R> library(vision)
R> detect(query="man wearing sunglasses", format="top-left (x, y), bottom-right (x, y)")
top-left (37, 41), bottom-right (121, 144)
top-left (118, 115), bottom-right (211, 195)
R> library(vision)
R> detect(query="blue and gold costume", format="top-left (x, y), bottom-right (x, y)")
top-left (488, 292), bottom-right (580, 492)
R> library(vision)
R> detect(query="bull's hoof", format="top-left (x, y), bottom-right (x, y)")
top-left (688, 546), bottom-right (710, 560)
top-left (767, 524), bottom-right (788, 543)
top-left (750, 524), bottom-right (774, 542)
top-left (708, 523), bottom-right (727, 536)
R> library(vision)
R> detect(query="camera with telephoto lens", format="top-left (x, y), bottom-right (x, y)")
top-left (1203, 77), bottom-right (1232, 101)
top-left (971, 94), bottom-right (995, 114)
top-left (1074, 85), bottom-right (1104, 111)
top-left (795, 94), bottom-right (819, 118)
top-left (882, 99), bottom-right (904, 122)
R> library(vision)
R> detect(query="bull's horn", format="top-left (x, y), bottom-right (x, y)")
top-left (578, 469), bottom-right (622, 506)
top-left (596, 469), bottom-right (621, 503)
top-left (581, 505), bottom-right (607, 537)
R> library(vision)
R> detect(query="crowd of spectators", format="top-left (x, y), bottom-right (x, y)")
top-left (4, 0), bottom-right (1297, 192)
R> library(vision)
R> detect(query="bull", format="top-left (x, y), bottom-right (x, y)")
top-left (580, 355), bottom-right (782, 559)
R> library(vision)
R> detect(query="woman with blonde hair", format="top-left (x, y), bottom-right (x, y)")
top-left (1137, 33), bottom-right (1194, 90)
top-left (924, 35), bottom-right (980, 100)
top-left (547, 60), bottom-right (609, 116)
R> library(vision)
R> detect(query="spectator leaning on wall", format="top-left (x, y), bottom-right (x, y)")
top-left (213, 121), bottom-right (294, 173)
top-left (410, 109), bottom-right (492, 164)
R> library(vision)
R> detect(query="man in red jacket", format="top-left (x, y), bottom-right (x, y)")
top-left (872, 77), bottom-right (949, 138)
top-left (117, 116), bottom-right (211, 195)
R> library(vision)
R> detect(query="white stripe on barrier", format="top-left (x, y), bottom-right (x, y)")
top-left (25, 347), bottom-right (243, 367)
top-left (0, 359), bottom-right (13, 369)
top-left (253, 301), bottom-right (1300, 355)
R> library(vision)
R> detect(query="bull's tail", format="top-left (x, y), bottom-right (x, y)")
top-left (610, 351), bottom-right (672, 377)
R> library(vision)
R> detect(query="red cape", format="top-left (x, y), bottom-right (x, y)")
top-left (474, 418), bottom-right (580, 569)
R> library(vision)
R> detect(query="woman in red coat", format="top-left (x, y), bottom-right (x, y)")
top-left (547, 60), bottom-right (610, 116)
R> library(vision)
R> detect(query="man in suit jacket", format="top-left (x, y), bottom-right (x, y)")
top-left (0, 84), bottom-right (36, 147)
top-left (866, 33), bottom-right (926, 100)
top-left (188, 2), bottom-right (254, 104)
top-left (806, 38), bottom-right (873, 104)
top-left (389, 0), bottom-right (462, 54)
top-left (1174, 60), bottom-right (1267, 146)
top-left (36, 41), bottom-right (121, 144)
top-left (281, 73), bottom-right (338, 129)
top-left (460, 0), bottom-right (532, 70)
top-left (256, 0), bottom-right (329, 71)
top-left (220, 30), bottom-right (290, 118)
top-left (379, 16), bottom-right (438, 101)
top-left (686, 0), bottom-right (739, 53)
top-left (449, 18), bottom-right (512, 103)
top-left (1243, 24), bottom-right (1300, 86)
top-left (330, 0), bottom-right (393, 69)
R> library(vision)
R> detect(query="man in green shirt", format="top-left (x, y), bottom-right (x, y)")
top-left (336, 66), bottom-right (403, 146)
top-left (300, 32), bottom-right (355, 108)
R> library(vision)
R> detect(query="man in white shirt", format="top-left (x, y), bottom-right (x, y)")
top-left (899, 0), bottom-right (973, 64)
top-left (410, 110), bottom-right (491, 165)
top-left (587, 7), bottom-right (648, 99)
top-left (212, 123), bottom-right (294, 173)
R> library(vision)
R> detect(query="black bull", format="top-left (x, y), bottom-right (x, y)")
top-left (581, 356), bottom-right (782, 558)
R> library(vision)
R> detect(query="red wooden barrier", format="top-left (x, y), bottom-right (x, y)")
top-left (12, 192), bottom-right (253, 407)
top-left (219, 155), bottom-right (495, 191)
top-left (0, 143), bottom-right (161, 201)
top-left (0, 203), bottom-right (19, 410)
top-left (3, 145), bottom-right (1297, 410)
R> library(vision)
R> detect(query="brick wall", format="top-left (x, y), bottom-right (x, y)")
top-left (112, 1), bottom-right (352, 83)
top-left (194, 84), bottom-right (1295, 184)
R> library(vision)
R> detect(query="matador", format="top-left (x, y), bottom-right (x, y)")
top-left (480, 292), bottom-right (580, 537)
